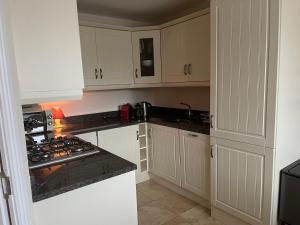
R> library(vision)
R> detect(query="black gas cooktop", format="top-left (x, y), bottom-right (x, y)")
top-left (27, 135), bottom-right (100, 170)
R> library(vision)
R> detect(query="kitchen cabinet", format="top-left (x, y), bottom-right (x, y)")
top-left (210, 1), bottom-right (281, 224)
top-left (179, 130), bottom-right (210, 200)
top-left (97, 125), bottom-right (139, 164)
top-left (210, 0), bottom-right (274, 148)
top-left (132, 30), bottom-right (161, 84)
top-left (148, 124), bottom-right (181, 186)
top-left (162, 14), bottom-right (210, 83)
top-left (79, 26), bottom-right (134, 87)
top-left (79, 27), bottom-right (98, 86)
top-left (210, 138), bottom-right (273, 225)
top-left (9, 0), bottom-right (84, 104)
top-left (75, 132), bottom-right (98, 146)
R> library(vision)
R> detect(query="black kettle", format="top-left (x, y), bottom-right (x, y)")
top-left (135, 102), bottom-right (152, 121)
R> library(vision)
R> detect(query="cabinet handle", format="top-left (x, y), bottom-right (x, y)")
top-left (188, 64), bottom-right (192, 75)
top-left (210, 115), bottom-right (214, 128)
top-left (95, 68), bottom-right (98, 79)
top-left (135, 68), bottom-right (138, 78)
top-left (188, 133), bottom-right (198, 138)
top-left (210, 147), bottom-right (214, 158)
top-left (136, 131), bottom-right (139, 140)
top-left (100, 68), bottom-right (103, 79)
top-left (184, 64), bottom-right (188, 75)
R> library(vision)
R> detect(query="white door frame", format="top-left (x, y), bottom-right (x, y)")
top-left (0, 1), bottom-right (35, 225)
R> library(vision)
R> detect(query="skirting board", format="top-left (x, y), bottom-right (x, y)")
top-left (136, 172), bottom-right (150, 184)
top-left (211, 207), bottom-right (250, 225)
top-left (150, 174), bottom-right (210, 209)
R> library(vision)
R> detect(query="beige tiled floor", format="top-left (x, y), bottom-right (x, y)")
top-left (137, 180), bottom-right (222, 225)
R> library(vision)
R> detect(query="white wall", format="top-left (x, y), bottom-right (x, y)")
top-left (40, 87), bottom-right (210, 116)
top-left (272, 1), bottom-right (300, 224)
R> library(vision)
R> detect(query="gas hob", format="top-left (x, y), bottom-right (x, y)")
top-left (27, 135), bottom-right (100, 170)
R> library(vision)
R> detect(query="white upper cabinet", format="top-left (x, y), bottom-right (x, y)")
top-left (10, 0), bottom-right (84, 104)
top-left (132, 30), bottom-right (161, 84)
top-left (162, 14), bottom-right (210, 83)
top-left (79, 27), bottom-right (98, 86)
top-left (210, 0), bottom-right (273, 147)
top-left (95, 29), bottom-right (134, 86)
top-left (179, 131), bottom-right (210, 200)
top-left (185, 15), bottom-right (210, 82)
top-left (80, 26), bottom-right (134, 87)
top-left (162, 23), bottom-right (187, 83)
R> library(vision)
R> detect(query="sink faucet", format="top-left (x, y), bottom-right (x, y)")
top-left (180, 102), bottom-right (192, 120)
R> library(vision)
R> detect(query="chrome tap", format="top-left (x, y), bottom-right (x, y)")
top-left (180, 102), bottom-right (192, 120)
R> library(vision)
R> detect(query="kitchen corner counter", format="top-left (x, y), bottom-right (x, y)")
top-left (30, 149), bottom-right (137, 202)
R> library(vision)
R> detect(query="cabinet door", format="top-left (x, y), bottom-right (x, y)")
top-left (180, 131), bottom-right (210, 199)
top-left (132, 30), bottom-right (161, 84)
top-left (211, 138), bottom-right (273, 225)
top-left (148, 124), bottom-right (181, 185)
top-left (185, 15), bottom-right (210, 82)
top-left (210, 0), bottom-right (270, 147)
top-left (95, 28), bottom-right (134, 86)
top-left (75, 132), bottom-right (98, 146)
top-left (10, 0), bottom-right (84, 104)
top-left (79, 26), bottom-right (99, 86)
top-left (97, 125), bottom-right (138, 164)
top-left (161, 24), bottom-right (188, 83)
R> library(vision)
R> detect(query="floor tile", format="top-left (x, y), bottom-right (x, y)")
top-left (137, 180), bottom-right (221, 225)
top-left (159, 192), bottom-right (197, 214)
top-left (180, 206), bottom-right (211, 224)
top-left (138, 201), bottom-right (177, 225)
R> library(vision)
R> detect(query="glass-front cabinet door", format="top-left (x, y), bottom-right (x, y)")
top-left (132, 30), bottom-right (161, 84)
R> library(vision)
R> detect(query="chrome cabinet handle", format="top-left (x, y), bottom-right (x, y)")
top-left (135, 68), bottom-right (138, 78)
top-left (210, 146), bottom-right (214, 158)
top-left (210, 115), bottom-right (214, 128)
top-left (100, 68), bottom-right (103, 79)
top-left (188, 64), bottom-right (192, 75)
top-left (95, 68), bottom-right (98, 79)
top-left (188, 133), bottom-right (198, 138)
top-left (184, 64), bottom-right (188, 75)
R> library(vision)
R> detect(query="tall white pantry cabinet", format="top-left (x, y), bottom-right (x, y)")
top-left (210, 1), bottom-right (300, 225)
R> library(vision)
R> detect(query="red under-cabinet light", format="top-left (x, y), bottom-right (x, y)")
top-left (52, 106), bottom-right (65, 128)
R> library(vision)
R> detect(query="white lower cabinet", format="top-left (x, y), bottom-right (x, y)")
top-left (180, 130), bottom-right (210, 200)
top-left (75, 131), bottom-right (98, 146)
top-left (148, 124), bottom-right (181, 186)
top-left (211, 138), bottom-right (273, 225)
top-left (97, 125), bottom-right (139, 164)
top-left (148, 124), bottom-right (210, 200)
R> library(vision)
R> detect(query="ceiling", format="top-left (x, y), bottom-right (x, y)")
top-left (77, 0), bottom-right (210, 24)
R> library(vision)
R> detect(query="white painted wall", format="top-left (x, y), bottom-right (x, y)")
top-left (40, 87), bottom-right (210, 116)
top-left (271, 1), bottom-right (300, 224)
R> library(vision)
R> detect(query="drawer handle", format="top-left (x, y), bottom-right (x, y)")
top-left (135, 68), bottom-right (138, 78)
top-left (188, 133), bottom-right (198, 137)
top-left (184, 64), bottom-right (188, 75)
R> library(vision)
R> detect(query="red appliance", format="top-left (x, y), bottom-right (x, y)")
top-left (120, 104), bottom-right (132, 121)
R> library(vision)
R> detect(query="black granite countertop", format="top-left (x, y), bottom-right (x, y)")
top-left (59, 107), bottom-right (210, 136)
top-left (30, 106), bottom-right (209, 202)
top-left (30, 149), bottom-right (136, 202)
